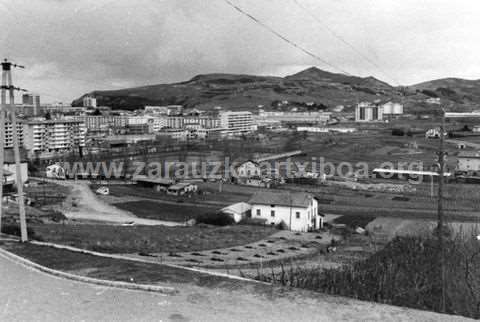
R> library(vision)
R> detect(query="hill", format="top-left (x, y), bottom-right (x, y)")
top-left (72, 67), bottom-right (480, 113)
top-left (410, 78), bottom-right (480, 110)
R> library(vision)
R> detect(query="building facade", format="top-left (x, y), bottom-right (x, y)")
top-left (219, 111), bottom-right (254, 136)
top-left (457, 151), bottom-right (480, 173)
top-left (355, 102), bottom-right (384, 122)
top-left (83, 96), bottom-right (97, 108)
top-left (249, 191), bottom-right (320, 232)
top-left (4, 121), bottom-right (24, 148)
top-left (23, 119), bottom-right (86, 154)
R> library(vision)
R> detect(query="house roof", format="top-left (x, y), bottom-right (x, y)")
top-left (248, 191), bottom-right (313, 208)
top-left (221, 202), bottom-right (252, 215)
top-left (457, 151), bottom-right (480, 159)
top-left (133, 175), bottom-right (174, 185)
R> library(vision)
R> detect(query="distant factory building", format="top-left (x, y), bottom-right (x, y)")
top-left (355, 102), bottom-right (384, 122)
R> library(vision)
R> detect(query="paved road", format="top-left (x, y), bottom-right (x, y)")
top-left (0, 256), bottom-right (471, 321)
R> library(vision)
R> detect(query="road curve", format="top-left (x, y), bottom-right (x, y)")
top-left (0, 255), bottom-right (472, 321)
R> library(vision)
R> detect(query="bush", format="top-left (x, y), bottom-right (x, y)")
top-left (391, 128), bottom-right (405, 136)
top-left (196, 212), bottom-right (235, 226)
top-left (239, 217), bottom-right (268, 226)
top-left (49, 210), bottom-right (67, 222)
top-left (276, 220), bottom-right (288, 230)
top-left (256, 235), bottom-right (480, 319)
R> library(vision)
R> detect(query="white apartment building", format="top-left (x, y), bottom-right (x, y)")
top-left (83, 96), bottom-right (97, 108)
top-left (72, 115), bottom-right (128, 133)
top-left (219, 111), bottom-right (255, 136)
top-left (4, 121), bottom-right (24, 148)
top-left (249, 191), bottom-right (321, 232)
top-left (23, 119), bottom-right (86, 154)
top-left (254, 111), bottom-right (331, 126)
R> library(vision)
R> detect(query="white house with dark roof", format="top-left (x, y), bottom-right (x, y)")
top-left (248, 191), bottom-right (321, 232)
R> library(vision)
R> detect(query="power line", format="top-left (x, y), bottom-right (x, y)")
top-left (291, 0), bottom-right (401, 86)
top-left (222, 0), bottom-right (354, 76)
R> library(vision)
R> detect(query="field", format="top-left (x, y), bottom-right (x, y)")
top-left (29, 223), bottom-right (276, 254)
top-left (113, 201), bottom-right (215, 222)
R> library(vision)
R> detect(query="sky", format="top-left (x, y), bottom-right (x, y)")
top-left (1, 0), bottom-right (480, 103)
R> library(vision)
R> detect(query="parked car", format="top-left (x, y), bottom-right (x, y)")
top-left (95, 187), bottom-right (109, 195)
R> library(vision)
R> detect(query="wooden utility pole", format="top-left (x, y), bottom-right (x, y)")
top-left (1, 59), bottom-right (28, 242)
top-left (437, 110), bottom-right (446, 312)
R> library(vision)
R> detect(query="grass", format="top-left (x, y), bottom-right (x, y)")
top-left (29, 223), bottom-right (276, 254)
top-left (113, 200), bottom-right (215, 222)
top-left (25, 181), bottom-right (71, 206)
top-left (333, 215), bottom-right (376, 228)
top-left (95, 184), bottom-right (247, 206)
top-left (0, 241), bottom-right (250, 289)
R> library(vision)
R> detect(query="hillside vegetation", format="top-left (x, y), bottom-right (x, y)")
top-left (73, 67), bottom-right (480, 113)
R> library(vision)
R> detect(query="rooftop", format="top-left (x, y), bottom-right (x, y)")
top-left (248, 191), bottom-right (314, 208)
top-left (457, 151), bottom-right (480, 158)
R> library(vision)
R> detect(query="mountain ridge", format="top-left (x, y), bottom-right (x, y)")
top-left (72, 67), bottom-right (480, 113)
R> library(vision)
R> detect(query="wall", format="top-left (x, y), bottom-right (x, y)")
top-left (251, 204), bottom-right (314, 232)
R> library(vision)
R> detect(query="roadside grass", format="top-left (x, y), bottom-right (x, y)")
top-left (333, 215), bottom-right (376, 228)
top-left (0, 240), bottom-right (251, 289)
top-left (113, 200), bottom-right (215, 222)
top-left (29, 223), bottom-right (276, 254)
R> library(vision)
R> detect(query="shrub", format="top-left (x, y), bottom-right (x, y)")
top-left (256, 235), bottom-right (480, 319)
top-left (49, 210), bottom-right (67, 222)
top-left (391, 128), bottom-right (405, 136)
top-left (276, 220), bottom-right (288, 230)
top-left (239, 217), bottom-right (268, 226)
top-left (196, 212), bottom-right (235, 226)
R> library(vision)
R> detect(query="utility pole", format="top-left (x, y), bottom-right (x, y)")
top-left (437, 109), bottom-right (446, 312)
top-left (1, 58), bottom-right (28, 242)
top-left (0, 66), bottom-right (5, 232)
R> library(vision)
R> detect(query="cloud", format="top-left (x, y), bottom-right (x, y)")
top-left (2, 0), bottom-right (480, 102)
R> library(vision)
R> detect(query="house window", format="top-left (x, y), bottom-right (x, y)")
top-left (271, 210), bottom-right (275, 217)
top-left (256, 209), bottom-right (261, 216)
top-left (271, 205), bottom-right (275, 208)
top-left (296, 212), bottom-right (300, 219)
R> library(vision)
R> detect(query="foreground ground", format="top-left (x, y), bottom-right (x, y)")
top-left (0, 245), bottom-right (471, 322)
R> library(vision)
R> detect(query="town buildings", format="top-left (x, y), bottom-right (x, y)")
top-left (249, 191), bottom-right (321, 232)
top-left (23, 118), bottom-right (86, 156)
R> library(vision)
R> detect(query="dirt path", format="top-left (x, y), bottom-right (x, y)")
top-left (53, 180), bottom-right (182, 226)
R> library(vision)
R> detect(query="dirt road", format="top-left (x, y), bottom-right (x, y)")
top-left (52, 180), bottom-right (182, 226)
